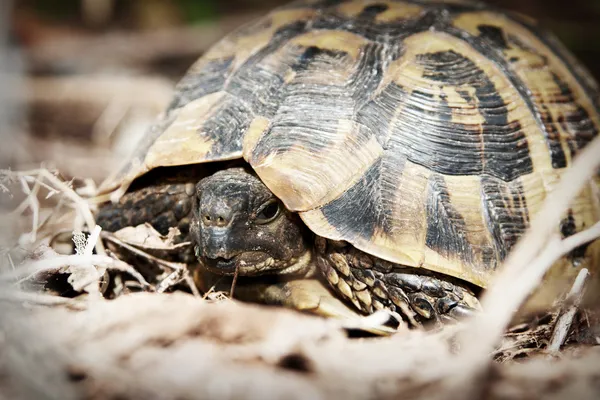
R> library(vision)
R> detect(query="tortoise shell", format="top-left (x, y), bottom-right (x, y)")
top-left (100, 0), bottom-right (600, 289)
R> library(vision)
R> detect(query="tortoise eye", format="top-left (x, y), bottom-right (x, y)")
top-left (255, 200), bottom-right (280, 224)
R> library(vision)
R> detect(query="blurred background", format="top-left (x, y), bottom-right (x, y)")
top-left (2, 0), bottom-right (600, 184)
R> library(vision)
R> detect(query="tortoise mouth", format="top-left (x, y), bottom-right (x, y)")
top-left (200, 251), bottom-right (281, 276)
top-left (197, 248), bottom-right (313, 277)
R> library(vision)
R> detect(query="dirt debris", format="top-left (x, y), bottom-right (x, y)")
top-left (1, 292), bottom-right (600, 400)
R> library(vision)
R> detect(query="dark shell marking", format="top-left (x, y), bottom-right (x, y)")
top-left (100, 0), bottom-right (600, 290)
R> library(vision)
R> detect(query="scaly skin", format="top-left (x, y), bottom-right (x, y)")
top-left (315, 237), bottom-right (480, 327)
top-left (97, 180), bottom-right (195, 243)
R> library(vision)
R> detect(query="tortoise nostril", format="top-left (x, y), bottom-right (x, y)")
top-left (201, 209), bottom-right (232, 227)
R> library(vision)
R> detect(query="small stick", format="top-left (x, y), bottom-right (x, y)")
top-left (17, 175), bottom-right (41, 243)
top-left (103, 250), bottom-right (152, 290)
top-left (229, 264), bottom-right (240, 299)
top-left (156, 267), bottom-right (197, 294)
top-left (201, 275), bottom-right (226, 300)
top-left (35, 195), bottom-right (67, 234)
top-left (7, 253), bottom-right (15, 271)
top-left (184, 270), bottom-right (202, 298)
top-left (101, 232), bottom-right (185, 272)
top-left (4, 168), bottom-right (105, 254)
top-left (84, 225), bottom-right (102, 256)
top-left (202, 285), bottom-right (217, 300)
top-left (0, 290), bottom-right (73, 305)
top-left (11, 175), bottom-right (40, 216)
top-left (156, 269), bottom-right (184, 293)
top-left (74, 225), bottom-right (103, 297)
top-left (103, 231), bottom-right (196, 293)
top-left (547, 268), bottom-right (590, 353)
top-left (338, 310), bottom-right (399, 334)
top-left (1, 254), bottom-right (137, 283)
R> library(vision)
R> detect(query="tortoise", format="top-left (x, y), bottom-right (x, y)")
top-left (96, 0), bottom-right (600, 326)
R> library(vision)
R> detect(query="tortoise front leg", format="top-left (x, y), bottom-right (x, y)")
top-left (96, 181), bottom-right (196, 243)
top-left (315, 237), bottom-right (481, 327)
top-left (194, 269), bottom-right (398, 335)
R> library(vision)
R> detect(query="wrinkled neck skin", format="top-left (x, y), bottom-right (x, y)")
top-left (190, 167), bottom-right (316, 278)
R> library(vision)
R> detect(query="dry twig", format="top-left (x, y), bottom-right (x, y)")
top-left (0, 289), bottom-right (74, 305)
top-left (101, 230), bottom-right (199, 295)
top-left (2, 168), bottom-right (105, 254)
top-left (2, 253), bottom-right (138, 284)
top-left (101, 231), bottom-right (185, 272)
top-left (548, 267), bottom-right (590, 352)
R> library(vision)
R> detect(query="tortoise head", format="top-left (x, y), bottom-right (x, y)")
top-left (191, 168), bottom-right (312, 276)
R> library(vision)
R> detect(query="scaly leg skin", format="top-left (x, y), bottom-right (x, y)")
top-left (96, 179), bottom-right (197, 263)
top-left (315, 237), bottom-right (481, 327)
top-left (96, 182), bottom-right (195, 239)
